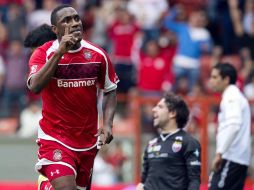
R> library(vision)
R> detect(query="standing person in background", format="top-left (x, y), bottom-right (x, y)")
top-left (208, 63), bottom-right (251, 190)
top-left (27, 4), bottom-right (118, 190)
top-left (127, 0), bottom-right (169, 48)
top-left (0, 39), bottom-right (28, 118)
top-left (108, 5), bottom-right (140, 94)
top-left (137, 39), bottom-right (174, 96)
top-left (164, 7), bottom-right (212, 93)
top-left (136, 93), bottom-right (201, 190)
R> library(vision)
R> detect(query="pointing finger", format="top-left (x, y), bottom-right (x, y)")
top-left (64, 24), bottom-right (69, 35)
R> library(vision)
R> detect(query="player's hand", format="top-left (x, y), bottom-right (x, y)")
top-left (136, 183), bottom-right (144, 190)
top-left (58, 24), bottom-right (80, 54)
top-left (211, 153), bottom-right (222, 172)
top-left (95, 126), bottom-right (113, 146)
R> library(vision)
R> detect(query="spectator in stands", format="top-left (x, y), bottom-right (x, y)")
top-left (174, 76), bottom-right (189, 96)
top-left (27, 0), bottom-right (58, 30)
top-left (127, 0), bottom-right (169, 48)
top-left (106, 140), bottom-right (128, 181)
top-left (92, 146), bottom-right (118, 186)
top-left (0, 13), bottom-right (8, 56)
top-left (0, 54), bottom-right (5, 112)
top-left (16, 100), bottom-right (41, 138)
top-left (207, 0), bottom-right (236, 55)
top-left (108, 5), bottom-right (140, 93)
top-left (164, 7), bottom-right (212, 93)
top-left (137, 39), bottom-right (174, 96)
top-left (243, 69), bottom-right (254, 123)
top-left (229, 0), bottom-right (254, 59)
top-left (208, 63), bottom-right (251, 190)
top-left (242, 0), bottom-right (254, 36)
top-left (0, 39), bottom-right (28, 118)
top-left (6, 3), bottom-right (27, 42)
top-left (228, 0), bottom-right (254, 98)
top-left (244, 69), bottom-right (254, 100)
top-left (0, 55), bottom-right (5, 96)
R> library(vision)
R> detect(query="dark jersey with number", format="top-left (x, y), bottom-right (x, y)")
top-left (141, 129), bottom-right (201, 190)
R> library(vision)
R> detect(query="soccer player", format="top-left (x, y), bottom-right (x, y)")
top-left (136, 93), bottom-right (201, 190)
top-left (208, 63), bottom-right (251, 190)
top-left (27, 4), bottom-right (118, 190)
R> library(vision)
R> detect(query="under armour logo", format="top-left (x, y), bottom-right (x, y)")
top-left (50, 169), bottom-right (60, 177)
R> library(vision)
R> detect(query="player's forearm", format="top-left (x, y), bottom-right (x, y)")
top-left (103, 89), bottom-right (117, 127)
top-left (29, 51), bottom-right (63, 93)
top-left (228, 0), bottom-right (244, 36)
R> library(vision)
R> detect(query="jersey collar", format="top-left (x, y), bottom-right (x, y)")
top-left (160, 129), bottom-right (180, 141)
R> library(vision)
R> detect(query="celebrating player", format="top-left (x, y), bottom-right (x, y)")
top-left (27, 4), bottom-right (118, 190)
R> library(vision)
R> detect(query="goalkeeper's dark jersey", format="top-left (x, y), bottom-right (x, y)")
top-left (141, 129), bottom-right (201, 190)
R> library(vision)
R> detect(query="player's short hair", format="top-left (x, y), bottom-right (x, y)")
top-left (51, 4), bottom-right (72, 26)
top-left (24, 24), bottom-right (57, 48)
top-left (163, 93), bottom-right (189, 129)
top-left (213, 63), bottom-right (237, 84)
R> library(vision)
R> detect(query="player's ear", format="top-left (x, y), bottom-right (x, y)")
top-left (51, 25), bottom-right (57, 34)
top-left (169, 111), bottom-right (176, 119)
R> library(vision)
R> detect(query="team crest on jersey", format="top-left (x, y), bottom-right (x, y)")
top-left (84, 50), bottom-right (92, 60)
top-left (53, 149), bottom-right (62, 161)
top-left (172, 141), bottom-right (182, 153)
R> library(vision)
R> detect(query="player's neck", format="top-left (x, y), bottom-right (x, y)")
top-left (70, 43), bottom-right (81, 50)
top-left (161, 121), bottom-right (178, 134)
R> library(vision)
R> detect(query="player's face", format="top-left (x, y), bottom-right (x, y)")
top-left (209, 68), bottom-right (226, 92)
top-left (54, 7), bottom-right (83, 41)
top-left (152, 98), bottom-right (170, 128)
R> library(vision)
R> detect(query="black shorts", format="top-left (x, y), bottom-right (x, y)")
top-left (208, 159), bottom-right (248, 190)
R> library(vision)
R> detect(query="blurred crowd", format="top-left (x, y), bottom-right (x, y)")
top-left (1, 0), bottom-right (254, 116)
top-left (1, 0), bottom-right (254, 184)
top-left (0, 0), bottom-right (248, 112)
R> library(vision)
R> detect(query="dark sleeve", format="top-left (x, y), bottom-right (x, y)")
top-left (141, 147), bottom-right (149, 183)
top-left (183, 138), bottom-right (201, 190)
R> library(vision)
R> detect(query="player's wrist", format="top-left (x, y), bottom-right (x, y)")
top-left (104, 124), bottom-right (113, 129)
top-left (54, 49), bottom-right (65, 56)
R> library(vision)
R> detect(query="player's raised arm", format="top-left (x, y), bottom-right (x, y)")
top-left (28, 24), bottom-right (80, 94)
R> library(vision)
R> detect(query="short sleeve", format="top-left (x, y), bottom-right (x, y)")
top-left (98, 51), bottom-right (119, 92)
top-left (27, 47), bottom-right (47, 88)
